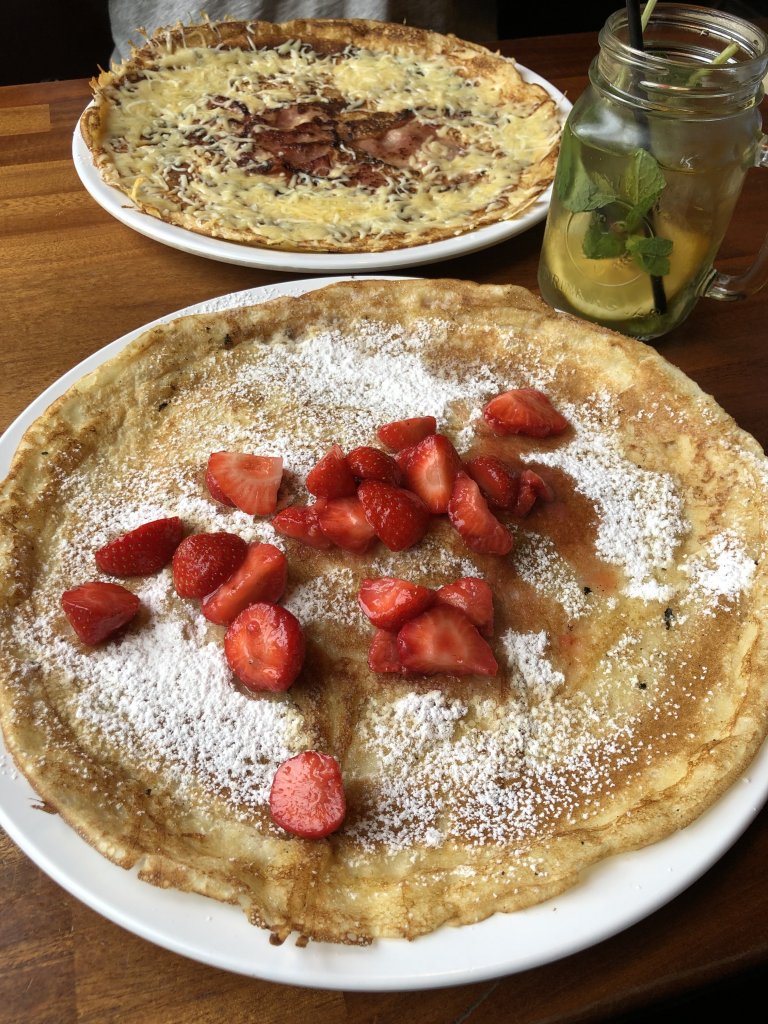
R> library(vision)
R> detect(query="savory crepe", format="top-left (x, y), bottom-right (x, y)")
top-left (79, 18), bottom-right (562, 252)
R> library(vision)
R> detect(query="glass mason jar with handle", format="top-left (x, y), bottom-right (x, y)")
top-left (537, 3), bottom-right (768, 340)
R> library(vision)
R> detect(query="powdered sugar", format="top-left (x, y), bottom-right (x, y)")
top-left (681, 531), bottom-right (757, 613)
top-left (501, 630), bottom-right (565, 692)
top-left (530, 396), bottom-right (686, 601)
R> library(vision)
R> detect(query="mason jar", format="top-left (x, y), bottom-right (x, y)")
top-left (537, 3), bottom-right (768, 339)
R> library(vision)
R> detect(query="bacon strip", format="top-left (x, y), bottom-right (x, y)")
top-left (219, 101), bottom-right (435, 182)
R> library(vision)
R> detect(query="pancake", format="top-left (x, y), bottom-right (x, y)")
top-left (0, 278), bottom-right (766, 946)
top-left (79, 18), bottom-right (562, 253)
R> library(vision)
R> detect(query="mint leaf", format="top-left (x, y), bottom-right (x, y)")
top-left (582, 214), bottom-right (627, 259)
top-left (555, 131), bottom-right (617, 212)
top-left (626, 234), bottom-right (673, 276)
top-left (621, 149), bottom-right (666, 215)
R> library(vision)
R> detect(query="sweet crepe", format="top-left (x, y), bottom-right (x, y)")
top-left (79, 18), bottom-right (562, 253)
top-left (0, 279), bottom-right (766, 945)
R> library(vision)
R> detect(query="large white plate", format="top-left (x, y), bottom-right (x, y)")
top-left (1, 277), bottom-right (767, 992)
top-left (72, 65), bottom-right (571, 272)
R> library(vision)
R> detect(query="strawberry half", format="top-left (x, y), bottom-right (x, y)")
top-left (368, 629), bottom-right (404, 673)
top-left (205, 464), bottom-right (235, 507)
top-left (317, 496), bottom-right (376, 553)
top-left (201, 542), bottom-right (287, 625)
top-left (404, 433), bottom-right (463, 514)
top-left (465, 455), bottom-right (520, 510)
top-left (272, 502), bottom-right (332, 549)
top-left (358, 576), bottom-right (436, 631)
top-left (435, 577), bottom-right (494, 637)
top-left (269, 750), bottom-right (346, 839)
top-left (94, 516), bottom-right (184, 577)
top-left (482, 388), bottom-right (568, 438)
top-left (377, 415), bottom-right (437, 452)
top-left (61, 581), bottom-right (140, 646)
top-left (346, 446), bottom-right (403, 486)
top-left (357, 480), bottom-right (431, 552)
top-left (447, 473), bottom-right (513, 556)
top-left (224, 602), bottom-right (305, 692)
top-left (397, 605), bottom-right (498, 676)
top-left (305, 444), bottom-right (357, 499)
top-left (206, 451), bottom-right (284, 516)
top-left (172, 532), bottom-right (248, 599)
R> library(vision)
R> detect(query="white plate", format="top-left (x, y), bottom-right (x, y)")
top-left (2, 277), bottom-right (767, 992)
top-left (71, 65), bottom-right (571, 272)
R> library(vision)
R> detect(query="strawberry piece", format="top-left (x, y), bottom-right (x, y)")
top-left (465, 455), bottom-right (520, 510)
top-left (224, 602), bottom-right (305, 692)
top-left (346, 446), bottom-right (403, 486)
top-left (94, 517), bottom-right (184, 577)
top-left (394, 443), bottom-right (417, 473)
top-left (172, 532), bottom-right (248, 599)
top-left (358, 576), bottom-right (436, 631)
top-left (513, 469), bottom-right (555, 518)
top-left (305, 444), bottom-right (357, 499)
top-left (205, 464), bottom-right (235, 507)
top-left (206, 451), bottom-right (284, 516)
top-left (272, 502), bottom-right (332, 549)
top-left (482, 388), bottom-right (568, 438)
top-left (61, 581), bottom-right (140, 646)
top-left (377, 416), bottom-right (437, 452)
top-left (368, 629), bottom-right (404, 673)
top-left (269, 750), bottom-right (346, 839)
top-left (403, 433), bottom-right (463, 514)
top-left (317, 495), bottom-right (376, 553)
top-left (201, 542), bottom-right (287, 625)
top-left (397, 605), bottom-right (498, 676)
top-left (435, 577), bottom-right (494, 637)
top-left (447, 473), bottom-right (513, 556)
top-left (357, 480), bottom-right (431, 552)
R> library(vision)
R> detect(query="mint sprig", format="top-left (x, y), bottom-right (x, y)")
top-left (555, 132), bottom-right (673, 277)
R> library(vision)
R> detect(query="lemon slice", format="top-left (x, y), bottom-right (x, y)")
top-left (542, 208), bottom-right (712, 324)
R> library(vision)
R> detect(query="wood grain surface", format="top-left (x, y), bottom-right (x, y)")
top-left (1, 29), bottom-right (767, 1024)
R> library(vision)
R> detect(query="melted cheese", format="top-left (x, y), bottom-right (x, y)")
top-left (89, 34), bottom-right (562, 250)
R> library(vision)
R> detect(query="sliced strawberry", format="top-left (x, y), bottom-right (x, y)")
top-left (368, 629), bottom-right (404, 673)
top-left (172, 532), bottom-right (248, 599)
top-left (513, 469), bottom-right (555, 518)
top-left (482, 388), bottom-right (568, 438)
top-left (272, 502), bottom-right (332, 549)
top-left (435, 577), bottom-right (494, 637)
top-left (377, 415), bottom-right (437, 452)
top-left (269, 750), bottom-right (346, 839)
top-left (201, 542), bottom-right (287, 625)
top-left (346, 445), bottom-right (403, 486)
top-left (394, 443), bottom-right (417, 473)
top-left (94, 517), bottom-right (184, 577)
top-left (397, 605), bottom-right (498, 676)
top-left (465, 455), bottom-right (520, 510)
top-left (447, 473), bottom-right (513, 556)
top-left (357, 480), bottom-right (431, 552)
top-left (358, 576), bottom-right (436, 631)
top-left (206, 451), bottom-right (283, 516)
top-left (317, 495), bottom-right (377, 553)
top-left (205, 464), bottom-right (235, 507)
top-left (404, 433), bottom-right (463, 514)
top-left (305, 444), bottom-right (357, 499)
top-left (224, 602), bottom-right (305, 692)
top-left (61, 581), bottom-right (140, 646)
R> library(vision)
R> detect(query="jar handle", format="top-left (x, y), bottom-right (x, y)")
top-left (702, 133), bottom-right (768, 302)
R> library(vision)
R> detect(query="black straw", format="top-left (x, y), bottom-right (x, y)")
top-left (626, 0), bottom-right (645, 50)
top-left (625, 0), bottom-right (668, 314)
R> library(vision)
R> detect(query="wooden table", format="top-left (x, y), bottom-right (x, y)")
top-left (1, 30), bottom-right (767, 1024)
